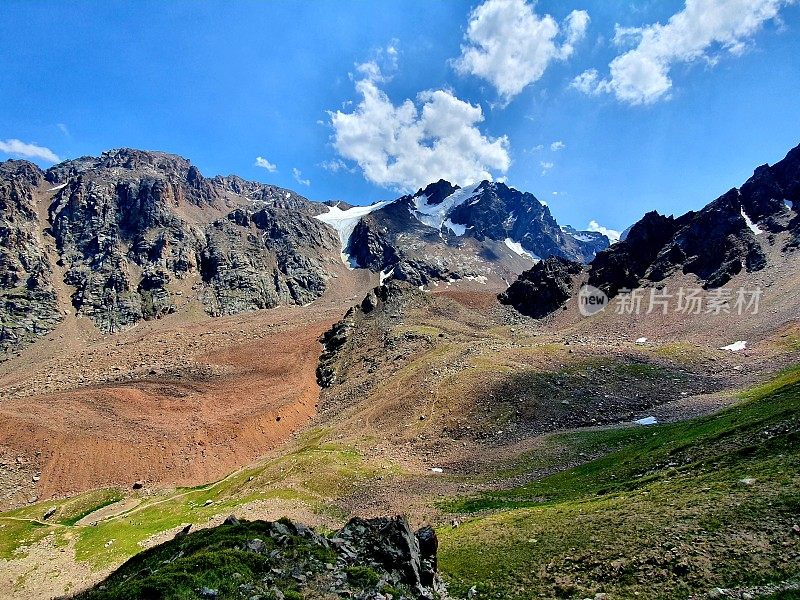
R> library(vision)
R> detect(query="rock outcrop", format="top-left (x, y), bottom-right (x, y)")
top-left (0, 161), bottom-right (62, 353)
top-left (0, 149), bottom-right (342, 351)
top-left (73, 516), bottom-right (450, 600)
top-left (503, 142), bottom-right (800, 318)
top-left (498, 256), bottom-right (583, 318)
top-left (588, 144), bottom-right (800, 297)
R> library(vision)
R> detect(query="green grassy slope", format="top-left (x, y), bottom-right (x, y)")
top-left (437, 367), bottom-right (800, 599)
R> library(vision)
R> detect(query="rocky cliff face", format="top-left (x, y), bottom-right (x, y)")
top-left (43, 149), bottom-right (342, 332)
top-left (0, 161), bottom-right (62, 353)
top-left (503, 142), bottom-right (800, 318)
top-left (587, 144), bottom-right (800, 297)
top-left (498, 256), bottom-right (583, 318)
top-left (0, 149), bottom-right (343, 352)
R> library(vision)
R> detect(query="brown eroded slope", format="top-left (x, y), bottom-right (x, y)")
top-left (0, 260), bottom-right (376, 510)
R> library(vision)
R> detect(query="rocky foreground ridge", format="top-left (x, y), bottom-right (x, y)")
top-left (501, 142), bottom-right (800, 317)
top-left (72, 515), bottom-right (450, 600)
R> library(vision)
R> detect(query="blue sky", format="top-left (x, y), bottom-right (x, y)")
top-left (1, 0), bottom-right (799, 235)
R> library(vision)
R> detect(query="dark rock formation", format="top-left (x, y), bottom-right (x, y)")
top-left (498, 257), bottom-right (583, 318)
top-left (317, 307), bottom-right (357, 388)
top-left (587, 143), bottom-right (800, 297)
top-left (341, 180), bottom-right (607, 287)
top-left (73, 516), bottom-right (450, 600)
top-left (446, 181), bottom-right (603, 262)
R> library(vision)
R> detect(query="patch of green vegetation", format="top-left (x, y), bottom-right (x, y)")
top-left (60, 489), bottom-right (125, 526)
top-left (74, 519), bottom-right (336, 600)
top-left (0, 519), bottom-right (51, 559)
top-left (70, 434), bottom-right (389, 569)
top-left (438, 366), bottom-right (800, 599)
top-left (647, 342), bottom-right (713, 364)
top-left (346, 565), bottom-right (381, 587)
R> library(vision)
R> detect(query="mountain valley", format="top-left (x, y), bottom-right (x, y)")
top-left (0, 145), bottom-right (798, 599)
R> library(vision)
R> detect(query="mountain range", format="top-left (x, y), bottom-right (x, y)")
top-left (0, 148), bottom-right (608, 355)
top-left (1, 143), bottom-right (799, 600)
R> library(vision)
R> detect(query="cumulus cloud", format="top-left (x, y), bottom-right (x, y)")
top-left (540, 161), bottom-right (554, 175)
top-left (587, 219), bottom-right (621, 242)
top-left (329, 77), bottom-right (511, 192)
top-left (292, 168), bottom-right (311, 186)
top-left (550, 141), bottom-right (566, 151)
top-left (254, 156), bottom-right (277, 172)
top-left (0, 138), bottom-right (60, 163)
top-left (573, 0), bottom-right (793, 105)
top-left (454, 0), bottom-right (589, 103)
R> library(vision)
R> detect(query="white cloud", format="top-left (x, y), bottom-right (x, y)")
top-left (292, 167), bottom-right (311, 186)
top-left (570, 68), bottom-right (601, 94)
top-left (329, 77), bottom-right (510, 192)
top-left (354, 41), bottom-right (400, 83)
top-left (254, 156), bottom-right (277, 172)
top-left (550, 140), bottom-right (566, 151)
top-left (320, 158), bottom-right (350, 173)
top-left (587, 219), bottom-right (621, 242)
top-left (0, 138), bottom-right (59, 163)
top-left (573, 0), bottom-right (793, 105)
top-left (540, 161), bottom-right (554, 175)
top-left (356, 60), bottom-right (384, 82)
top-left (454, 0), bottom-right (589, 103)
top-left (57, 123), bottom-right (69, 136)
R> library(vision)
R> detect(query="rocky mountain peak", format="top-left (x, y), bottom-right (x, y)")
top-left (503, 141), bottom-right (800, 319)
top-left (414, 179), bottom-right (460, 205)
top-left (0, 159), bottom-right (44, 186)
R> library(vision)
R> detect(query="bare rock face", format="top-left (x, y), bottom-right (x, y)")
top-left (42, 148), bottom-right (340, 332)
top-left (0, 161), bottom-right (62, 353)
top-left (344, 180), bottom-right (608, 287)
top-left (498, 257), bottom-right (583, 318)
top-left (503, 142), bottom-right (800, 319)
top-left (0, 149), bottom-right (342, 352)
top-left (587, 143), bottom-right (800, 298)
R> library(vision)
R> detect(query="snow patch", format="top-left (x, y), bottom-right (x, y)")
top-left (635, 416), bottom-right (658, 426)
top-left (720, 340), bottom-right (747, 352)
top-left (504, 238), bottom-right (540, 261)
top-left (740, 208), bottom-right (762, 235)
top-left (411, 184), bottom-right (481, 230)
top-left (379, 267), bottom-right (395, 285)
top-left (314, 201), bottom-right (389, 267)
top-left (569, 233), bottom-right (596, 243)
top-left (47, 183), bottom-right (67, 192)
top-left (430, 467), bottom-right (444, 474)
top-left (635, 337), bottom-right (648, 344)
top-left (464, 275), bottom-right (488, 284)
top-left (785, 199), bottom-right (794, 210)
top-left (443, 218), bottom-right (467, 236)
